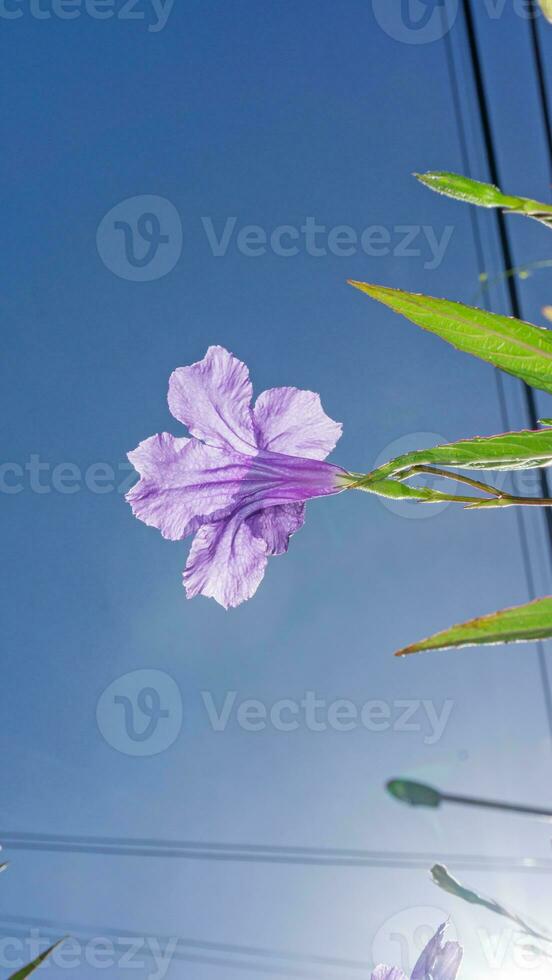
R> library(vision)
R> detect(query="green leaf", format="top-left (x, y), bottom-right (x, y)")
top-left (357, 428), bottom-right (552, 488)
top-left (415, 171), bottom-right (552, 228)
top-left (431, 865), bottom-right (552, 944)
top-left (8, 941), bottom-right (64, 979)
top-left (348, 281), bottom-right (552, 395)
top-left (396, 597), bottom-right (552, 657)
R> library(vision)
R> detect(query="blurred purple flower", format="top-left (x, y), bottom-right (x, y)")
top-left (127, 346), bottom-right (347, 608)
top-left (373, 923), bottom-right (463, 980)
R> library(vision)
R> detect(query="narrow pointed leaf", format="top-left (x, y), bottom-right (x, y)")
top-left (396, 597), bottom-right (552, 657)
top-left (416, 172), bottom-right (525, 209)
top-left (431, 865), bottom-right (552, 944)
top-left (8, 941), bottom-right (64, 979)
top-left (357, 428), bottom-right (552, 487)
top-left (349, 282), bottom-right (552, 395)
top-left (415, 172), bottom-right (552, 228)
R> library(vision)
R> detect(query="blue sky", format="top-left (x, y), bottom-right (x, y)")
top-left (1, 2), bottom-right (552, 978)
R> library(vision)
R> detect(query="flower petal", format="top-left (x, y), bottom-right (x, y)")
top-left (371, 968), bottom-right (408, 980)
top-left (168, 346), bottom-right (256, 454)
top-left (126, 433), bottom-right (250, 541)
top-left (247, 502), bottom-right (305, 555)
top-left (184, 515), bottom-right (268, 609)
top-left (253, 387), bottom-right (342, 460)
top-left (411, 924), bottom-right (463, 980)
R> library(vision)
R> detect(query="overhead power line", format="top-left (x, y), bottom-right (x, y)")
top-left (528, 1), bottom-right (552, 171)
top-left (0, 927), bottom-right (350, 980)
top-left (0, 830), bottom-right (550, 872)
top-left (439, 0), bottom-right (552, 741)
top-left (462, 0), bottom-right (552, 536)
top-left (0, 914), bottom-right (372, 979)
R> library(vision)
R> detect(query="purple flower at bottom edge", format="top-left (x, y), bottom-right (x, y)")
top-left (126, 345), bottom-right (348, 608)
top-left (372, 923), bottom-right (463, 980)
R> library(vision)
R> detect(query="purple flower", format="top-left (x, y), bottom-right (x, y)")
top-left (126, 346), bottom-right (347, 608)
top-left (372, 923), bottom-right (463, 980)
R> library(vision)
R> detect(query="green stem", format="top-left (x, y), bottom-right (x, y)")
top-left (345, 467), bottom-right (552, 509)
top-left (398, 464), bottom-right (504, 498)
top-left (466, 495), bottom-right (552, 510)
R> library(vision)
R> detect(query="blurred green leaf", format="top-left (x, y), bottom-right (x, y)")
top-left (396, 597), bottom-right (552, 657)
top-left (8, 941), bottom-right (64, 979)
top-left (349, 281), bottom-right (552, 395)
top-left (431, 864), bottom-right (552, 944)
top-left (415, 172), bottom-right (552, 228)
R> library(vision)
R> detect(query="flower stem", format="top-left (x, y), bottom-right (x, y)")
top-left (466, 494), bottom-right (552, 509)
top-left (345, 465), bottom-right (552, 508)
top-left (397, 464), bottom-right (504, 498)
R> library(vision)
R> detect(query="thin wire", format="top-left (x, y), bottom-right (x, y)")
top-left (0, 830), bottom-right (550, 871)
top-left (0, 827), bottom-right (478, 857)
top-left (449, 0), bottom-right (552, 739)
top-left (0, 827), bottom-right (541, 859)
top-left (442, 0), bottom-right (548, 656)
top-left (0, 927), bottom-right (348, 980)
top-left (461, 0), bottom-right (552, 538)
top-left (528, 1), bottom-right (552, 171)
top-left (0, 914), bottom-right (372, 974)
top-left (1, 839), bottom-right (446, 867)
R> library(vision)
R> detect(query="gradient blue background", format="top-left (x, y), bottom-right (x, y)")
top-left (2, 1), bottom-right (552, 978)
